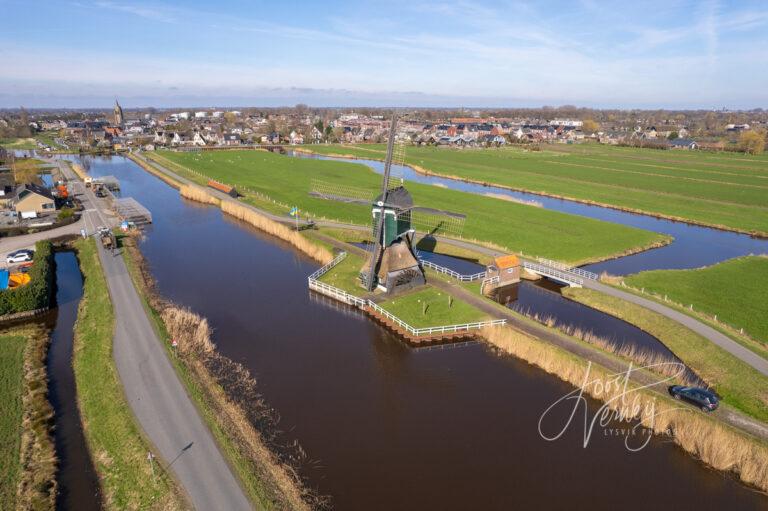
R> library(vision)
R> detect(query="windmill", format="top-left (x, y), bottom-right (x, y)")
top-left (310, 114), bottom-right (466, 293)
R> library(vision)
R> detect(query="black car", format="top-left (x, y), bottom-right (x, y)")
top-left (669, 386), bottom-right (719, 412)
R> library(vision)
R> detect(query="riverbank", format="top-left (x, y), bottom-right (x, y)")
top-left (0, 322), bottom-right (56, 510)
top-left (72, 238), bottom-right (186, 510)
top-left (562, 287), bottom-right (768, 423)
top-left (120, 233), bottom-right (314, 510)
top-left (482, 325), bottom-right (768, 494)
top-left (298, 144), bottom-right (768, 238)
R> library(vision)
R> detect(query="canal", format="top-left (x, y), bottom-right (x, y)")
top-left (75, 154), bottom-right (764, 510)
top-left (47, 251), bottom-right (101, 510)
top-left (290, 151), bottom-right (768, 275)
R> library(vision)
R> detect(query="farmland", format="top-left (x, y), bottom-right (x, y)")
top-left (151, 150), bottom-right (669, 265)
top-left (624, 256), bottom-right (768, 346)
top-left (0, 332), bottom-right (25, 509)
top-left (304, 143), bottom-right (768, 236)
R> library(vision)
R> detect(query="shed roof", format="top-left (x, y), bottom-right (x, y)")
top-left (494, 254), bottom-right (520, 269)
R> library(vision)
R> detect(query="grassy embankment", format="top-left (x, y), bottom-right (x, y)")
top-left (148, 150), bottom-right (670, 266)
top-left (0, 138), bottom-right (37, 150)
top-left (119, 232), bottom-right (312, 510)
top-left (623, 256), bottom-right (768, 348)
top-left (73, 238), bottom-right (185, 510)
top-left (562, 287), bottom-right (768, 423)
top-left (305, 143), bottom-right (768, 237)
top-left (0, 323), bottom-right (57, 511)
top-left (482, 326), bottom-right (768, 494)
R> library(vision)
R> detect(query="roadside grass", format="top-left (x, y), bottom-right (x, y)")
top-left (304, 143), bottom-right (768, 235)
top-left (0, 332), bottom-right (26, 509)
top-left (379, 287), bottom-right (489, 328)
top-left (73, 238), bottom-right (185, 510)
top-left (119, 234), bottom-right (311, 510)
top-left (562, 287), bottom-right (768, 423)
top-left (623, 256), bottom-right (768, 346)
top-left (482, 325), bottom-right (768, 494)
top-left (150, 150), bottom-right (669, 265)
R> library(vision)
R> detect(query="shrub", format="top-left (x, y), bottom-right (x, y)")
top-left (0, 241), bottom-right (55, 315)
top-left (57, 207), bottom-right (74, 220)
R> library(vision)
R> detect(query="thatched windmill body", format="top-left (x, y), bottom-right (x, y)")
top-left (310, 115), bottom-right (465, 294)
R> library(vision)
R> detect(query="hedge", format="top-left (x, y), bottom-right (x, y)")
top-left (0, 241), bottom-right (55, 315)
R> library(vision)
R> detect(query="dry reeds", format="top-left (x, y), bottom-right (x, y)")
top-left (519, 309), bottom-right (698, 384)
top-left (15, 324), bottom-right (57, 509)
top-left (179, 184), bottom-right (220, 205)
top-left (161, 306), bottom-right (215, 355)
top-left (220, 200), bottom-right (334, 264)
top-left (482, 326), bottom-right (768, 494)
top-left (70, 162), bottom-right (88, 180)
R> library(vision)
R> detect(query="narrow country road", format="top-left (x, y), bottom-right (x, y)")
top-left (135, 152), bottom-right (768, 378)
top-left (59, 160), bottom-right (253, 510)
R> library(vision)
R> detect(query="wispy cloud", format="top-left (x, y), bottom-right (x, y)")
top-left (92, 1), bottom-right (178, 23)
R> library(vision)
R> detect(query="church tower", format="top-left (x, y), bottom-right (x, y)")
top-left (114, 99), bottom-right (124, 127)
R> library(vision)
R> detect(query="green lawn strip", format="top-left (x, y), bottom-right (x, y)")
top-left (0, 333), bottom-right (26, 509)
top-left (562, 287), bottom-right (768, 423)
top-left (316, 251), bottom-right (366, 295)
top-left (304, 144), bottom-right (768, 235)
top-left (155, 150), bottom-right (668, 265)
top-left (73, 238), bottom-right (183, 510)
top-left (119, 236), bottom-right (272, 510)
top-left (605, 282), bottom-right (768, 361)
top-left (623, 256), bottom-right (768, 346)
top-left (378, 287), bottom-right (489, 328)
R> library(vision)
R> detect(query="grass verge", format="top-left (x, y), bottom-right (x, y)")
top-left (72, 238), bottom-right (185, 510)
top-left (562, 287), bottom-right (768, 423)
top-left (623, 256), bottom-right (768, 346)
top-left (0, 322), bottom-right (56, 511)
top-left (120, 234), bottom-right (313, 510)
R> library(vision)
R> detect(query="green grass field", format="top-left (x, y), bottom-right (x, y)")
top-left (624, 256), bottom-right (768, 346)
top-left (0, 137), bottom-right (37, 150)
top-left (563, 287), bottom-right (768, 422)
top-left (379, 287), bottom-right (488, 328)
top-left (151, 150), bottom-right (669, 265)
top-left (305, 143), bottom-right (768, 236)
top-left (0, 333), bottom-right (25, 510)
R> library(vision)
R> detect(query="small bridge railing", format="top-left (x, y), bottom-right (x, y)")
top-left (419, 259), bottom-right (486, 282)
top-left (523, 261), bottom-right (584, 286)
top-left (535, 257), bottom-right (598, 281)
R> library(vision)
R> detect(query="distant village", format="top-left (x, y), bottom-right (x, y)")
top-left (2, 102), bottom-right (767, 154)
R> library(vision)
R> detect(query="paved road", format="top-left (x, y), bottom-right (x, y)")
top-left (136, 152), bottom-right (768, 378)
top-left (61, 159), bottom-right (253, 510)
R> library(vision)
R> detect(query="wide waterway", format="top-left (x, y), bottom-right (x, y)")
top-left (72, 154), bottom-right (765, 510)
top-left (289, 151), bottom-right (768, 275)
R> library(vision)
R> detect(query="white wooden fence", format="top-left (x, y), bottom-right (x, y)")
top-left (419, 259), bottom-right (486, 281)
top-left (308, 252), bottom-right (507, 337)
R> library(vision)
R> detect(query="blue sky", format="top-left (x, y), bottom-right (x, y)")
top-left (1, 0), bottom-right (767, 108)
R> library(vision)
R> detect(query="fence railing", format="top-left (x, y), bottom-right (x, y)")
top-left (535, 257), bottom-right (598, 280)
top-left (419, 259), bottom-right (486, 281)
top-left (522, 261), bottom-right (584, 286)
top-left (366, 300), bottom-right (506, 337)
top-left (307, 252), bottom-right (507, 337)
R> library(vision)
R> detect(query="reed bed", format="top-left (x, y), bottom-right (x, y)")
top-left (128, 154), bottom-right (183, 189)
top-left (69, 162), bottom-right (88, 181)
top-left (519, 309), bottom-right (699, 385)
top-left (219, 200), bottom-right (333, 264)
top-left (179, 184), bottom-right (220, 205)
top-left (482, 326), bottom-right (768, 494)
